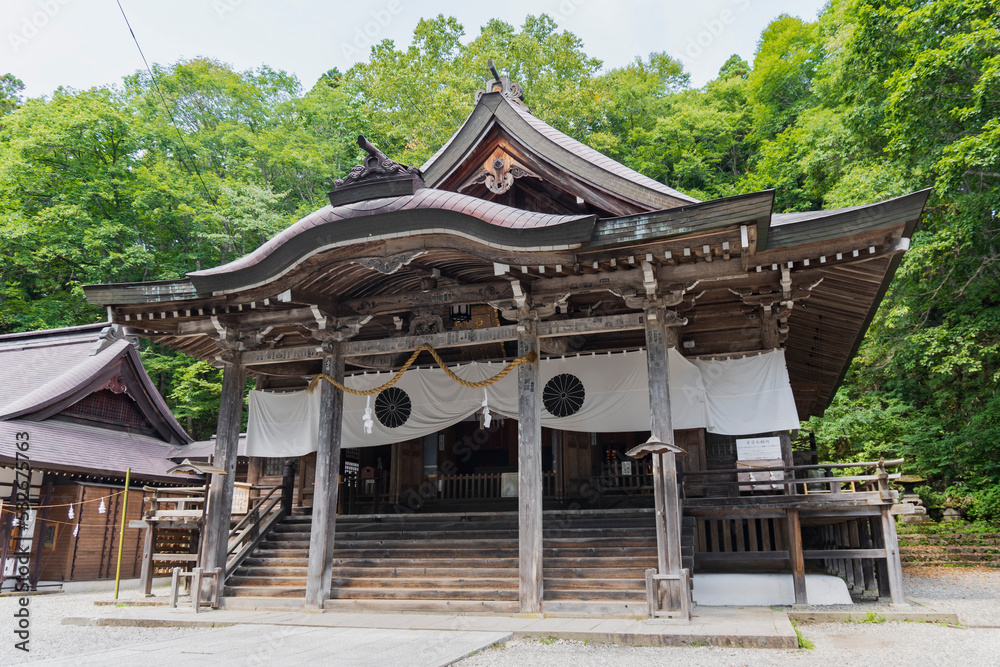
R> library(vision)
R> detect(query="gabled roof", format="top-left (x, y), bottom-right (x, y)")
top-left (421, 91), bottom-right (698, 213)
top-left (0, 323), bottom-right (191, 444)
top-left (0, 323), bottom-right (194, 482)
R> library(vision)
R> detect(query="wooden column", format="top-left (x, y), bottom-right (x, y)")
top-left (880, 506), bottom-right (907, 605)
top-left (139, 521), bottom-right (156, 596)
top-left (305, 345), bottom-right (346, 610)
top-left (787, 508), bottom-right (807, 605)
top-left (645, 307), bottom-right (683, 610)
top-left (200, 353), bottom-right (246, 584)
top-left (517, 316), bottom-right (543, 614)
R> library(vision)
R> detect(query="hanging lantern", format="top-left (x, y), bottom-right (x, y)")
top-left (98, 498), bottom-right (106, 514)
top-left (72, 523), bottom-right (79, 537)
top-left (68, 504), bottom-right (74, 520)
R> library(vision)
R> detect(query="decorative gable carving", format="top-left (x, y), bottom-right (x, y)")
top-left (460, 147), bottom-right (540, 196)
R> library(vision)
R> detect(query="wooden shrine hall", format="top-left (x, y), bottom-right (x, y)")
top-left (84, 67), bottom-right (928, 618)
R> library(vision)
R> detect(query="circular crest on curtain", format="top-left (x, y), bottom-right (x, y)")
top-left (374, 386), bottom-right (412, 428)
top-left (543, 373), bottom-right (586, 417)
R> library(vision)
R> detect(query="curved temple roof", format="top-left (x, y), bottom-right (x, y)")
top-left (81, 71), bottom-right (930, 421)
top-left (187, 188), bottom-right (596, 295)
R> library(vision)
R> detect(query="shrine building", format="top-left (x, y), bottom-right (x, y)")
top-left (84, 68), bottom-right (927, 617)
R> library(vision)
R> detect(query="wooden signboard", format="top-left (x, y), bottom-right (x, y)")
top-left (231, 482), bottom-right (251, 514)
top-left (735, 436), bottom-right (782, 461)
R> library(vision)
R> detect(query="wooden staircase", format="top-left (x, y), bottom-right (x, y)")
top-left (224, 509), bottom-right (669, 615)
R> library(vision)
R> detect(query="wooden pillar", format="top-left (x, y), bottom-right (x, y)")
top-left (849, 520), bottom-right (864, 591)
top-left (858, 518), bottom-right (877, 594)
top-left (787, 508), bottom-right (807, 605)
top-left (645, 307), bottom-right (683, 610)
top-left (305, 345), bottom-right (345, 610)
top-left (880, 506), bottom-right (907, 605)
top-left (517, 317), bottom-right (543, 614)
top-left (200, 354), bottom-right (246, 583)
top-left (139, 521), bottom-right (156, 596)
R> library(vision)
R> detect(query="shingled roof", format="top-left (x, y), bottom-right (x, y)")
top-left (0, 323), bottom-right (194, 482)
top-left (421, 89), bottom-right (698, 212)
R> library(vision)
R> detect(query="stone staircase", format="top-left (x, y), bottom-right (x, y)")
top-left (225, 509), bottom-right (674, 614)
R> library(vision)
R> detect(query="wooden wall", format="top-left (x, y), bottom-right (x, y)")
top-left (35, 483), bottom-right (148, 583)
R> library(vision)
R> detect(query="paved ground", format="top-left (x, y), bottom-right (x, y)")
top-left (1, 567), bottom-right (996, 666)
top-left (30, 624), bottom-right (511, 667)
top-left (58, 604), bottom-right (801, 647)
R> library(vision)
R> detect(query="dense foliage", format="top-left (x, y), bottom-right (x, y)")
top-left (1, 0), bottom-right (997, 514)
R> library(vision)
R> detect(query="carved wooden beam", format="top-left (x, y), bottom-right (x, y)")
top-left (341, 282), bottom-right (513, 316)
top-left (239, 312), bottom-right (653, 365)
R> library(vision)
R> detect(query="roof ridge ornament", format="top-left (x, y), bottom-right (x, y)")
top-left (329, 135), bottom-right (425, 206)
top-left (476, 58), bottom-right (527, 110)
top-left (335, 135), bottom-right (423, 187)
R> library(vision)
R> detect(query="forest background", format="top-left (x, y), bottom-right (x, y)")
top-left (1, 0), bottom-right (997, 517)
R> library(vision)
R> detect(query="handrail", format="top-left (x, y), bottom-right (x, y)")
top-left (227, 490), bottom-right (281, 556)
top-left (227, 486), bottom-right (279, 539)
top-left (682, 457), bottom-right (904, 496)
top-left (222, 461), bottom-right (296, 583)
top-left (689, 459), bottom-right (904, 476)
top-left (225, 491), bottom-right (284, 579)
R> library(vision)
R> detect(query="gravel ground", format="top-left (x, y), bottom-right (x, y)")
top-left (0, 587), bottom-right (202, 665)
top-left (0, 568), bottom-right (996, 666)
top-left (457, 567), bottom-right (1000, 667)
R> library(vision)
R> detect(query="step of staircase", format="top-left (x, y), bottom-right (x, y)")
top-left (225, 510), bottom-right (660, 608)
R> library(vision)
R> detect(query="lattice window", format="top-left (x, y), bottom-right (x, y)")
top-left (263, 457), bottom-right (285, 476)
top-left (706, 434), bottom-right (736, 462)
top-left (63, 389), bottom-right (150, 429)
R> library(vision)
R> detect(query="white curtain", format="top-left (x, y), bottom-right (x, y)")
top-left (245, 349), bottom-right (801, 456)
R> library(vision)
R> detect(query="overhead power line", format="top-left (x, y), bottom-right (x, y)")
top-left (114, 0), bottom-right (215, 202)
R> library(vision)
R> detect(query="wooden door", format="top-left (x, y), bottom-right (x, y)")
top-left (393, 440), bottom-right (424, 504)
top-left (560, 431), bottom-right (592, 498)
top-left (297, 452), bottom-right (316, 508)
top-left (674, 428), bottom-right (707, 496)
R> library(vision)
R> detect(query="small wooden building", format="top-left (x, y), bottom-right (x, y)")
top-left (0, 323), bottom-right (193, 590)
top-left (84, 69), bottom-right (926, 615)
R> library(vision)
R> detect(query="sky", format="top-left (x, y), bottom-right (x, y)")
top-left (3, 0), bottom-right (828, 98)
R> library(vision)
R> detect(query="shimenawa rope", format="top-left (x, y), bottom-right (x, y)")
top-left (306, 344), bottom-right (537, 396)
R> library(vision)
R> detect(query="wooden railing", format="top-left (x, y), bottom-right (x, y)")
top-left (225, 485), bottom-right (283, 578)
top-left (423, 471), bottom-right (558, 500)
top-left (682, 458), bottom-right (904, 498)
top-left (224, 462), bottom-right (296, 580)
